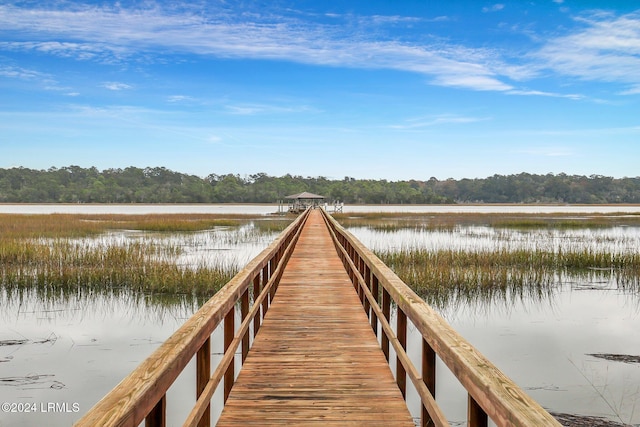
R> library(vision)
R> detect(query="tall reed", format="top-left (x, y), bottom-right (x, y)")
top-left (0, 238), bottom-right (238, 296)
top-left (0, 213), bottom-right (290, 298)
top-left (376, 245), bottom-right (640, 308)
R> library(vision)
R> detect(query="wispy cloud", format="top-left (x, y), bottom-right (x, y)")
top-left (506, 89), bottom-right (583, 99)
top-left (0, 64), bottom-right (48, 80)
top-left (225, 103), bottom-right (316, 115)
top-left (102, 82), bottom-right (133, 91)
top-left (516, 146), bottom-right (573, 157)
top-left (0, 64), bottom-right (69, 92)
top-left (2, 3), bottom-right (639, 97)
top-left (0, 3), bottom-right (514, 92)
top-left (620, 85), bottom-right (640, 95)
top-left (534, 11), bottom-right (640, 93)
top-left (391, 114), bottom-right (488, 129)
top-left (0, 41), bottom-right (126, 62)
top-left (167, 95), bottom-right (195, 103)
top-left (482, 4), bottom-right (505, 13)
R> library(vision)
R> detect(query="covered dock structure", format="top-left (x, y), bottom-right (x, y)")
top-left (285, 191), bottom-right (325, 213)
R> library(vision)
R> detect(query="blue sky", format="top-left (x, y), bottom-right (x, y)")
top-left (1, 1), bottom-right (639, 180)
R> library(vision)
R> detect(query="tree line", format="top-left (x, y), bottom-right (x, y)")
top-left (1, 166), bottom-right (639, 204)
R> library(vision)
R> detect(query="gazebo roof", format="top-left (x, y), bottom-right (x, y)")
top-left (285, 192), bottom-right (325, 200)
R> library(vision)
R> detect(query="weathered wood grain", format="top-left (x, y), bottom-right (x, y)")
top-left (217, 210), bottom-right (413, 426)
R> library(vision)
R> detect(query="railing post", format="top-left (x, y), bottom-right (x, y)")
top-left (241, 289), bottom-right (250, 362)
top-left (145, 394), bottom-right (166, 427)
top-left (196, 338), bottom-right (211, 427)
top-left (223, 308), bottom-right (235, 402)
top-left (370, 275), bottom-right (379, 336)
top-left (422, 338), bottom-right (436, 427)
top-left (268, 257), bottom-right (276, 301)
top-left (261, 264), bottom-right (269, 315)
top-left (253, 274), bottom-right (261, 336)
top-left (381, 288), bottom-right (391, 361)
top-left (356, 254), bottom-right (364, 298)
top-left (396, 308), bottom-right (407, 399)
top-left (363, 264), bottom-right (371, 318)
top-left (468, 394), bottom-right (488, 427)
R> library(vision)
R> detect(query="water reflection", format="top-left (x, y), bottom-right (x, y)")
top-left (0, 287), bottom-right (205, 427)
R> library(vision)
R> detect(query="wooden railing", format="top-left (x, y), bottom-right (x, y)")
top-left (75, 208), bottom-right (310, 427)
top-left (320, 209), bottom-right (561, 427)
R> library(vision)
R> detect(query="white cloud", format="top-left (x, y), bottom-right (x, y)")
top-left (3, 3), bottom-right (638, 97)
top-left (619, 85), bottom-right (640, 95)
top-left (483, 4), bottom-right (505, 13)
top-left (0, 64), bottom-right (48, 80)
top-left (0, 3), bottom-right (521, 93)
top-left (0, 41), bottom-right (123, 62)
top-left (167, 95), bottom-right (195, 103)
top-left (391, 114), bottom-right (488, 129)
top-left (102, 82), bottom-right (132, 91)
top-left (516, 146), bottom-right (573, 157)
top-left (433, 75), bottom-right (513, 91)
top-left (534, 11), bottom-right (640, 92)
top-left (225, 103), bottom-right (315, 115)
top-left (506, 89), bottom-right (583, 99)
top-left (0, 64), bottom-right (69, 92)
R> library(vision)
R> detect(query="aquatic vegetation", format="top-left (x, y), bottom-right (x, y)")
top-left (0, 237), bottom-right (238, 296)
top-left (0, 213), bottom-right (290, 297)
top-left (377, 246), bottom-right (640, 296)
top-left (0, 213), bottom-right (272, 238)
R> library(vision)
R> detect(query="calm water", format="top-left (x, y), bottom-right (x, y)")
top-left (3, 202), bottom-right (640, 215)
top-left (1, 204), bottom-right (640, 426)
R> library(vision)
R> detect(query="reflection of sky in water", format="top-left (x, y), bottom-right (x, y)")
top-left (0, 290), bottom-right (205, 426)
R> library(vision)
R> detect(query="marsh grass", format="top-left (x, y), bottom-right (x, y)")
top-left (376, 245), bottom-right (640, 308)
top-left (0, 213), bottom-right (290, 298)
top-left (0, 238), bottom-right (238, 296)
top-left (0, 213), bottom-right (270, 238)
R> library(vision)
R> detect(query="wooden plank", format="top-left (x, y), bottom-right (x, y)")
top-left (217, 210), bottom-right (413, 426)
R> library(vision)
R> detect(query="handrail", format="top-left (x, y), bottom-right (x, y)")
top-left (320, 209), bottom-right (561, 427)
top-left (75, 208), bottom-right (311, 427)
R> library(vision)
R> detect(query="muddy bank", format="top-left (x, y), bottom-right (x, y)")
top-left (552, 413), bottom-right (633, 427)
top-left (589, 353), bottom-right (640, 364)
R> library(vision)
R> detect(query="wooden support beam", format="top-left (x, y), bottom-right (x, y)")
top-left (196, 338), bottom-right (210, 427)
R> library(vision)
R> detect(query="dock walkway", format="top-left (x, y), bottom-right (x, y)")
top-left (216, 210), bottom-right (414, 426)
top-left (77, 207), bottom-right (562, 427)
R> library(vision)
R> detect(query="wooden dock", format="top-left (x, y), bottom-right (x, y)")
top-left (216, 210), bottom-right (414, 426)
top-left (76, 207), bottom-right (562, 427)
